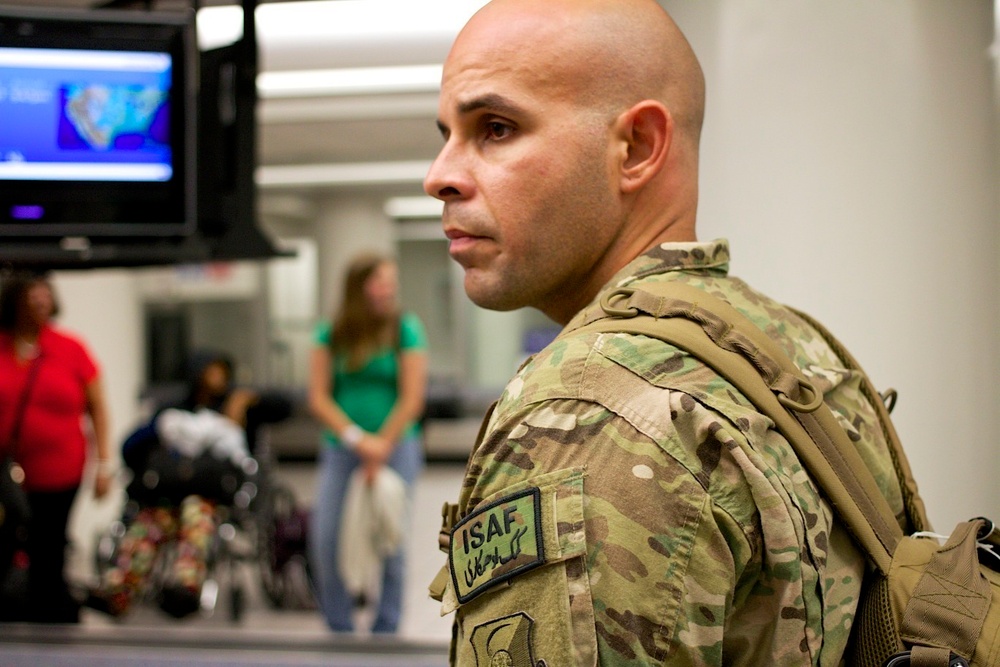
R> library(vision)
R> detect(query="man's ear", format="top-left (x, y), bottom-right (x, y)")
top-left (616, 101), bottom-right (672, 194)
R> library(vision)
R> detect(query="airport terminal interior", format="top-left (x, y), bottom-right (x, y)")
top-left (1, 0), bottom-right (998, 665)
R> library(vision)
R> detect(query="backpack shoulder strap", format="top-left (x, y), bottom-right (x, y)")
top-left (564, 281), bottom-right (904, 574)
top-left (788, 307), bottom-right (930, 534)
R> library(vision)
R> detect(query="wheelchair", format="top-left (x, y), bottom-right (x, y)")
top-left (91, 445), bottom-right (261, 622)
top-left (89, 390), bottom-right (296, 623)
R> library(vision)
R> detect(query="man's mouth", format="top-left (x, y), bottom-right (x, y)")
top-left (444, 227), bottom-right (487, 256)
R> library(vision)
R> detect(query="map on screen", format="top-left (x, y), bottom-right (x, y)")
top-left (60, 84), bottom-right (169, 151)
top-left (0, 47), bottom-right (174, 182)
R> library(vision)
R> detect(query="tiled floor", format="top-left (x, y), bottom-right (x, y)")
top-left (61, 460), bottom-right (467, 646)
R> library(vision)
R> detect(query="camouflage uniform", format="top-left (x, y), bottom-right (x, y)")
top-left (431, 239), bottom-right (905, 666)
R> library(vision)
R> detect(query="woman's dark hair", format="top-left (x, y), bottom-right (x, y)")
top-left (180, 348), bottom-right (235, 411)
top-left (330, 251), bottom-right (400, 369)
top-left (0, 270), bottom-right (60, 332)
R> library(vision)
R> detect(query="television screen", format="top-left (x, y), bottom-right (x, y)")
top-left (0, 6), bottom-right (196, 238)
top-left (0, 47), bottom-right (174, 183)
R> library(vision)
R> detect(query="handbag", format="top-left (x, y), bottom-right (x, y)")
top-left (0, 457), bottom-right (30, 535)
top-left (1, 356), bottom-right (43, 540)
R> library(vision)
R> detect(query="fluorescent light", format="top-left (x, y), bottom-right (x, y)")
top-left (259, 93), bottom-right (440, 124)
top-left (196, 5), bottom-right (244, 51)
top-left (257, 65), bottom-right (442, 98)
top-left (197, 1), bottom-right (488, 55)
top-left (385, 196), bottom-right (444, 219)
top-left (257, 160), bottom-right (432, 188)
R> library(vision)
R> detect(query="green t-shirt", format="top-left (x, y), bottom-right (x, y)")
top-left (313, 311), bottom-right (427, 447)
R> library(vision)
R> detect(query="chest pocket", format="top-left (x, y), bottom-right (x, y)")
top-left (443, 467), bottom-right (597, 667)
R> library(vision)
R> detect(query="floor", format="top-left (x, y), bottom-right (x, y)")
top-left (0, 460), bottom-right (467, 665)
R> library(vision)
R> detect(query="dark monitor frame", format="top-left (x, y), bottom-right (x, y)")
top-left (0, 5), bottom-right (198, 239)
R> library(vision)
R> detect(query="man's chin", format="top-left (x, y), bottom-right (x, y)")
top-left (463, 273), bottom-right (522, 313)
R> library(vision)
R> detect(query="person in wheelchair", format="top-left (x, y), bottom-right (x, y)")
top-left (87, 350), bottom-right (289, 619)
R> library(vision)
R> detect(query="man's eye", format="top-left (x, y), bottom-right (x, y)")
top-left (484, 121), bottom-right (513, 140)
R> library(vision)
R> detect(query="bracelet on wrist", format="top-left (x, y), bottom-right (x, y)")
top-left (341, 424), bottom-right (363, 450)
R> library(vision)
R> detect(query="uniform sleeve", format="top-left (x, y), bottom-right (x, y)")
top-left (448, 393), bottom-right (759, 667)
top-left (443, 321), bottom-right (850, 666)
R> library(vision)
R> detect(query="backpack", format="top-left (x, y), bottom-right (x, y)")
top-left (573, 280), bottom-right (1000, 667)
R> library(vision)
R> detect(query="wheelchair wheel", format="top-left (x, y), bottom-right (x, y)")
top-left (258, 482), bottom-right (311, 609)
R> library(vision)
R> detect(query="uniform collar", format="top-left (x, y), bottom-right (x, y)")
top-left (614, 238), bottom-right (730, 286)
top-left (564, 238), bottom-right (731, 331)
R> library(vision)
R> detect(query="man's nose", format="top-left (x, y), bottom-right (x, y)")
top-left (423, 143), bottom-right (467, 201)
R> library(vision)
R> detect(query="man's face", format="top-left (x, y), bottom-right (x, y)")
top-left (424, 18), bottom-right (623, 323)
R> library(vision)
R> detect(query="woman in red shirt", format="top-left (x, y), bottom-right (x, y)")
top-left (0, 271), bottom-right (113, 623)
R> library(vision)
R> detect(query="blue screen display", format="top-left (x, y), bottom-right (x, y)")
top-left (0, 47), bottom-right (173, 182)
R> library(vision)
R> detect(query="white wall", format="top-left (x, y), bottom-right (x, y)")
top-left (48, 270), bottom-right (144, 557)
top-left (670, 0), bottom-right (999, 530)
top-left (312, 194), bottom-right (397, 317)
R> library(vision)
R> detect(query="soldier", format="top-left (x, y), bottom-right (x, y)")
top-left (424, 0), bottom-right (904, 665)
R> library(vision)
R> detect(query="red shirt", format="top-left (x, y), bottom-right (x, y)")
top-left (0, 325), bottom-right (99, 491)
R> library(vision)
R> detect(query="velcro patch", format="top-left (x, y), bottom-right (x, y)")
top-left (470, 612), bottom-right (538, 667)
top-left (450, 487), bottom-right (544, 604)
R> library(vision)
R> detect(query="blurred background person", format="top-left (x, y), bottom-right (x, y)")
top-left (307, 252), bottom-right (428, 634)
top-left (0, 271), bottom-right (113, 623)
top-left (173, 349), bottom-right (290, 457)
top-left (86, 349), bottom-right (288, 619)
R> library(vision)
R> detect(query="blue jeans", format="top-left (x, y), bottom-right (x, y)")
top-left (308, 434), bottom-right (423, 633)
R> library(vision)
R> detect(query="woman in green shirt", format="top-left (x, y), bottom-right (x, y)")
top-left (307, 252), bottom-right (428, 634)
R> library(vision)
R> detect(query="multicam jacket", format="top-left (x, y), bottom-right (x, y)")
top-left (432, 239), bottom-right (905, 666)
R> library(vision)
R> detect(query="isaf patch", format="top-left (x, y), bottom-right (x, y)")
top-left (450, 487), bottom-right (544, 604)
top-left (471, 612), bottom-right (546, 667)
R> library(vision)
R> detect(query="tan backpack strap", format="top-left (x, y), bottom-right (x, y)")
top-left (907, 646), bottom-right (957, 667)
top-left (566, 282), bottom-right (903, 574)
top-left (789, 307), bottom-right (930, 534)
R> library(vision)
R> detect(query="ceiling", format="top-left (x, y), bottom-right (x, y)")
top-left (0, 0), bottom-right (291, 12)
top-left (0, 0), bottom-right (474, 218)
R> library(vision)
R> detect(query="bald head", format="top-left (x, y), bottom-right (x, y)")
top-left (454, 0), bottom-right (705, 152)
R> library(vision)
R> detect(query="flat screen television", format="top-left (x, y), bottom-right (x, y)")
top-left (0, 5), bottom-right (197, 239)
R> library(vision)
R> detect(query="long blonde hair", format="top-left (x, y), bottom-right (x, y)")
top-left (330, 252), bottom-right (400, 370)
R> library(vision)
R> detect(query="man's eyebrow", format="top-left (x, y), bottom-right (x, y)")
top-left (456, 93), bottom-right (523, 117)
top-left (436, 93), bottom-right (525, 137)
